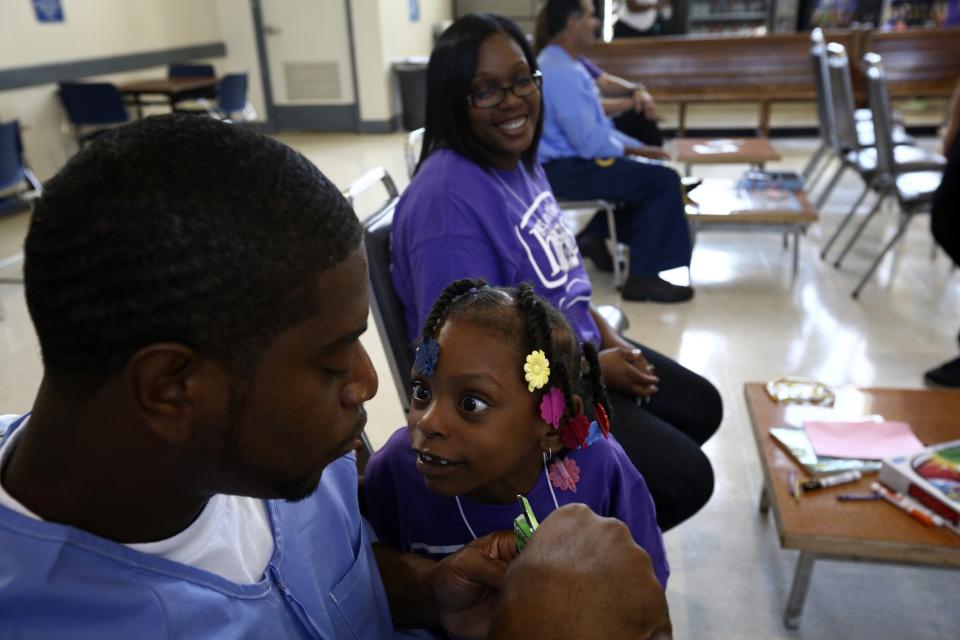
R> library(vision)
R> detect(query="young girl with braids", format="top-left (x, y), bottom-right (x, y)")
top-left (364, 278), bottom-right (669, 589)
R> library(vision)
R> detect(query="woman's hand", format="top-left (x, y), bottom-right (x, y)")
top-left (599, 345), bottom-right (659, 398)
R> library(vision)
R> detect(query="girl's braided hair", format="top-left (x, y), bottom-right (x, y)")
top-left (419, 278), bottom-right (610, 452)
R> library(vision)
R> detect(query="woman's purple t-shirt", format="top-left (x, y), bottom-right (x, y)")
top-left (391, 149), bottom-right (601, 345)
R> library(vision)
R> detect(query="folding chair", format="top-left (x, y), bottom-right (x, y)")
top-left (817, 44), bottom-right (944, 262)
top-left (813, 42), bottom-right (919, 214)
top-left (839, 53), bottom-right (945, 299)
top-left (403, 128), bottom-right (626, 289)
top-left (342, 168), bottom-right (404, 472)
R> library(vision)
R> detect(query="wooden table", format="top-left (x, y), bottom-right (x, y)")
top-left (674, 137), bottom-right (782, 177)
top-left (744, 383), bottom-right (960, 629)
top-left (685, 178), bottom-right (817, 277)
top-left (117, 77), bottom-right (218, 118)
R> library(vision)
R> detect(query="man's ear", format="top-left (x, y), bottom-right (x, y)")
top-left (125, 343), bottom-right (212, 446)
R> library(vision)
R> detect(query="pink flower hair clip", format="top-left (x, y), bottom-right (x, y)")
top-left (539, 387), bottom-right (565, 430)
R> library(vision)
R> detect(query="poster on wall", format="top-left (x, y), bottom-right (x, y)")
top-left (32, 0), bottom-right (64, 23)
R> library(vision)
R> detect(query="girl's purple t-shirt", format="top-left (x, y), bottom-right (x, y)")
top-left (391, 149), bottom-right (602, 346)
top-left (364, 428), bottom-right (670, 589)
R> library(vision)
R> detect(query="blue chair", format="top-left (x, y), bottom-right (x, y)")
top-left (213, 73), bottom-right (255, 122)
top-left (0, 120), bottom-right (42, 288)
top-left (57, 82), bottom-right (129, 146)
top-left (168, 63), bottom-right (217, 106)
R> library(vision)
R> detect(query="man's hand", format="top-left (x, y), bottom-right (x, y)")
top-left (431, 531), bottom-right (517, 639)
top-left (599, 345), bottom-right (659, 398)
top-left (633, 88), bottom-right (659, 120)
top-left (490, 505), bottom-right (672, 639)
top-left (626, 146), bottom-right (671, 161)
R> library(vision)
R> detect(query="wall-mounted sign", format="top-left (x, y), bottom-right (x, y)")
top-left (409, 0), bottom-right (420, 22)
top-left (32, 0), bottom-right (64, 23)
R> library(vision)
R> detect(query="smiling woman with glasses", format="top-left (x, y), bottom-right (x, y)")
top-left (390, 12), bottom-right (722, 535)
top-left (467, 70), bottom-right (543, 108)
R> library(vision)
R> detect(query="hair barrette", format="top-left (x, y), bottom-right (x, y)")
top-left (524, 349), bottom-right (550, 392)
top-left (594, 402), bottom-right (610, 438)
top-left (539, 387), bottom-right (565, 429)
top-left (559, 414), bottom-right (590, 450)
top-left (414, 337), bottom-right (440, 376)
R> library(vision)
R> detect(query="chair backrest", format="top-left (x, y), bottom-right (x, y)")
top-left (168, 63), bottom-right (216, 78)
top-left (0, 121), bottom-right (25, 194)
top-left (825, 43), bottom-right (861, 155)
top-left (862, 53), bottom-right (896, 180)
top-left (404, 128), bottom-right (424, 179)
top-left (217, 73), bottom-right (249, 115)
top-left (809, 28), bottom-right (837, 149)
top-left (345, 168), bottom-right (413, 413)
top-left (57, 82), bottom-right (128, 126)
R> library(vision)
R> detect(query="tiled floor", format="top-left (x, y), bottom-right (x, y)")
top-left (2, 130), bottom-right (958, 639)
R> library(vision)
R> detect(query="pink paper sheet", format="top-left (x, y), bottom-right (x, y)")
top-left (802, 420), bottom-right (925, 460)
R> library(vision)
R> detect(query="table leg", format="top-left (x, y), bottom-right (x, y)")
top-left (792, 229), bottom-right (800, 277)
top-left (678, 102), bottom-right (687, 137)
top-left (758, 484), bottom-right (770, 514)
top-left (784, 551), bottom-right (816, 630)
top-left (758, 101), bottom-right (771, 138)
top-left (684, 163), bottom-right (692, 177)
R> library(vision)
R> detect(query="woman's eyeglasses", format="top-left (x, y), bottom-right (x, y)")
top-left (466, 71), bottom-right (543, 109)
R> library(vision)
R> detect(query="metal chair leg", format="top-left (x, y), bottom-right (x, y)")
top-left (851, 213), bottom-right (911, 299)
top-left (802, 142), bottom-right (828, 180)
top-left (604, 204), bottom-right (624, 290)
top-left (805, 155), bottom-right (834, 193)
top-left (820, 182), bottom-right (871, 260)
top-left (834, 191), bottom-right (888, 268)
top-left (815, 163), bottom-right (847, 210)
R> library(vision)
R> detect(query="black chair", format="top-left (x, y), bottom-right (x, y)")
top-left (347, 167), bottom-right (413, 417)
top-left (342, 168), bottom-right (406, 473)
top-left (57, 82), bottom-right (129, 147)
top-left (838, 53), bottom-right (945, 299)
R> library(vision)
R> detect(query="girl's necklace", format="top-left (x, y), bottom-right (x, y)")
top-left (454, 453), bottom-right (560, 540)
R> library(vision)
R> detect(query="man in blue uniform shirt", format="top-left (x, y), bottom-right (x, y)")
top-left (0, 115), bottom-right (670, 639)
top-left (538, 0), bottom-right (694, 304)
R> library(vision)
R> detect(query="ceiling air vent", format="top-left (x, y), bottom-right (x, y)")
top-left (283, 61), bottom-right (341, 101)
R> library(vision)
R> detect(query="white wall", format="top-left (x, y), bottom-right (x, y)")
top-left (0, 0), bottom-right (449, 180)
top-left (351, 0), bottom-right (452, 123)
top-left (214, 0), bottom-right (267, 120)
top-left (0, 0), bottom-right (246, 181)
top-left (0, 0), bottom-right (222, 68)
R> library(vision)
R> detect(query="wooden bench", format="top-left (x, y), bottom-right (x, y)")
top-left (861, 27), bottom-right (960, 100)
top-left (590, 31), bottom-right (858, 136)
top-left (588, 28), bottom-right (960, 136)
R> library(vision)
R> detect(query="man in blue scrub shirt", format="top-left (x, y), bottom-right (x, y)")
top-left (0, 115), bottom-right (670, 639)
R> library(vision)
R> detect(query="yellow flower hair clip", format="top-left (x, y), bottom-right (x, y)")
top-left (523, 349), bottom-right (550, 392)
